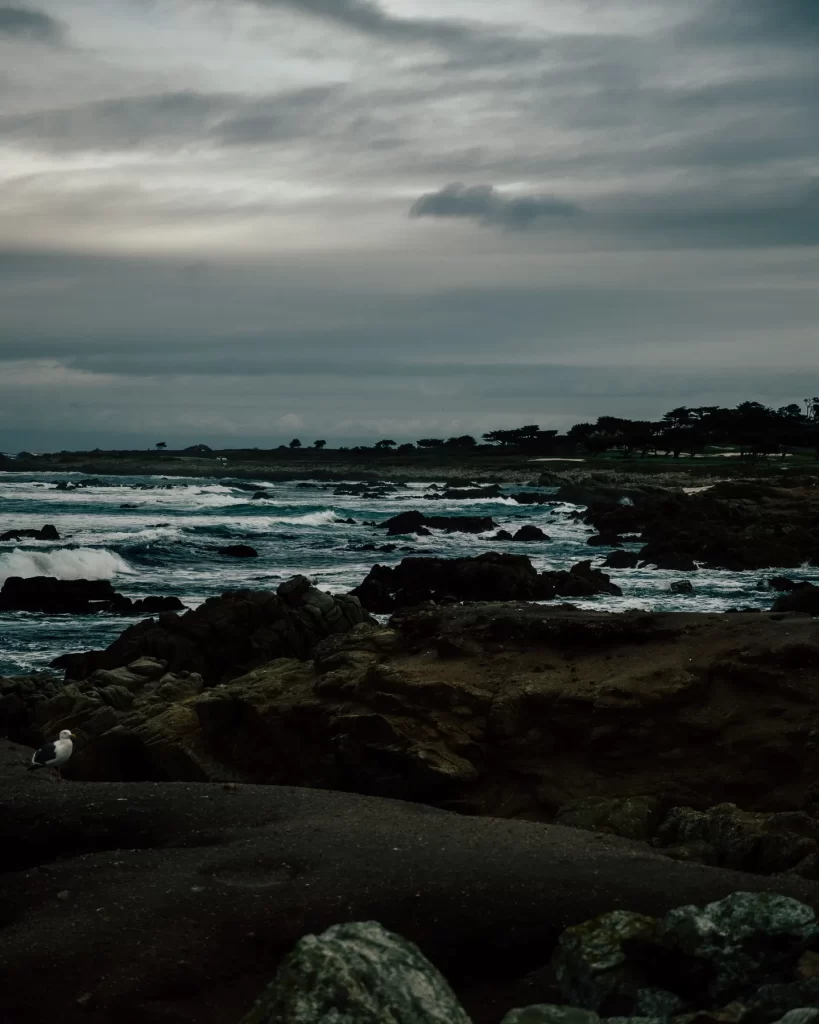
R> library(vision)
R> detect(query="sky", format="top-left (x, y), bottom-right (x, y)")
top-left (1, 0), bottom-right (818, 450)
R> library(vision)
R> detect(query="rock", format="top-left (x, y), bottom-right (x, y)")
top-left (554, 797), bottom-right (662, 842)
top-left (240, 921), bottom-right (472, 1024)
top-left (4, 737), bottom-right (819, 1024)
top-left (51, 579), bottom-right (373, 686)
top-left (427, 485), bottom-right (503, 501)
top-left (493, 530), bottom-right (515, 541)
top-left (512, 493), bottom-right (555, 505)
top-left (251, 491), bottom-right (270, 500)
top-left (217, 544), bottom-right (258, 558)
top-left (514, 526), bottom-right (551, 542)
top-left (602, 551), bottom-right (640, 569)
top-left (772, 585), bottom-right (819, 616)
top-left (639, 550), bottom-right (699, 572)
top-left (501, 1009), bottom-right (599, 1024)
top-left (586, 533), bottom-right (622, 547)
top-left (561, 561), bottom-right (622, 598)
top-left (769, 578), bottom-right (801, 592)
top-left (0, 577), bottom-right (184, 617)
top-left (380, 511), bottom-right (497, 536)
top-left (654, 805), bottom-right (819, 876)
top-left (552, 891), bottom-right (819, 1014)
top-left (670, 580), bottom-right (694, 595)
top-left (0, 524), bottom-right (60, 542)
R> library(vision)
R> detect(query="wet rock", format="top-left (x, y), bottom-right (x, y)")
top-left (602, 551), bottom-right (640, 569)
top-left (587, 533), bottom-right (622, 548)
top-left (501, 1008), bottom-right (600, 1024)
top-left (240, 920), bottom-right (472, 1024)
top-left (772, 585), bottom-right (819, 616)
top-left (380, 511), bottom-right (497, 536)
top-left (217, 544), bottom-right (258, 558)
top-left (0, 577), bottom-right (184, 617)
top-left (671, 581), bottom-right (695, 595)
top-left (494, 530), bottom-right (515, 541)
top-left (769, 578), bottom-right (801, 592)
top-left (514, 526), bottom-right (551, 542)
top-left (512, 492), bottom-right (555, 505)
top-left (0, 524), bottom-right (60, 542)
top-left (427, 485), bottom-right (503, 501)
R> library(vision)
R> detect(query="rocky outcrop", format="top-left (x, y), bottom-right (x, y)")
top-left (0, 524), bottom-right (60, 542)
top-left (0, 577), bottom-right (184, 617)
top-left (772, 584), bottom-right (819, 616)
top-left (513, 526), bottom-right (551, 542)
top-left (51, 576), bottom-right (372, 686)
top-left (601, 550), bottom-right (640, 569)
top-left (379, 511), bottom-right (497, 536)
top-left (4, 737), bottom-right (819, 1024)
top-left (241, 921), bottom-right (471, 1024)
top-left (582, 486), bottom-right (819, 571)
top-left (426, 485), bottom-right (503, 501)
top-left (350, 555), bottom-right (619, 612)
top-left (10, 605), bottom-right (818, 822)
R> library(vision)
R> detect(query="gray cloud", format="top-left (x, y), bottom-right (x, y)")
top-left (690, 0), bottom-right (819, 45)
top-left (0, 5), bottom-right (63, 43)
top-left (410, 184), bottom-right (582, 229)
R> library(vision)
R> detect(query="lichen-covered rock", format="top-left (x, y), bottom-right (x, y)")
top-left (553, 893), bottom-right (819, 1015)
top-left (500, 1007), bottom-right (600, 1024)
top-left (239, 921), bottom-right (472, 1024)
top-left (655, 805), bottom-right (819, 876)
top-left (554, 797), bottom-right (662, 842)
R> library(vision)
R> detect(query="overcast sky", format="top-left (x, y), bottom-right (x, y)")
top-left (1, 0), bottom-right (817, 449)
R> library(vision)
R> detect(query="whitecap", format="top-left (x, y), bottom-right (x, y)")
top-left (0, 547), bottom-right (134, 582)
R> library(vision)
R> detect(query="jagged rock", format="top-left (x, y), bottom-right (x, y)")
top-left (654, 805), bottom-right (819, 876)
top-left (51, 578), bottom-right (372, 686)
top-left (587, 533), bottom-right (622, 547)
top-left (512, 492), bottom-right (555, 505)
top-left (554, 797), bottom-right (662, 842)
top-left (217, 544), bottom-right (258, 558)
top-left (0, 524), bottom-right (60, 542)
top-left (380, 511), bottom-right (497, 536)
top-left (501, 1008), bottom-right (600, 1024)
top-left (426, 485), bottom-right (503, 500)
top-left (772, 585), bottom-right (819, 616)
top-left (0, 577), bottom-right (184, 617)
top-left (240, 921), bottom-right (472, 1024)
top-left (552, 892), bottom-right (819, 1015)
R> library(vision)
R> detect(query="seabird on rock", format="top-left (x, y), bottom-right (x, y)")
top-left (28, 730), bottom-right (74, 779)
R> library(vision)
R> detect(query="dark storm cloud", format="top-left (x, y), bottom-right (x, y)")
top-left (410, 184), bottom-right (582, 229)
top-left (0, 5), bottom-right (63, 43)
top-left (689, 0), bottom-right (819, 45)
top-left (0, 86), bottom-right (335, 152)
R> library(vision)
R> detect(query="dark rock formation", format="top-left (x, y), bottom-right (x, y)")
top-left (380, 511), bottom-right (497, 536)
top-left (3, 737), bottom-right (819, 1024)
top-left (0, 524), bottom-right (60, 542)
top-left (351, 555), bottom-right (619, 613)
top-left (601, 550), bottom-right (640, 569)
top-left (670, 580), bottom-right (694, 595)
top-left (50, 576), bottom-right (372, 686)
top-left (217, 544), bottom-right (258, 558)
top-left (512, 492), bottom-right (554, 505)
top-left (241, 921), bottom-right (471, 1024)
top-left (0, 577), bottom-right (183, 617)
top-left (513, 526), bottom-right (551, 542)
top-left (772, 584), bottom-right (819, 616)
top-left (586, 533), bottom-right (622, 547)
top-left (426, 485), bottom-right (503, 501)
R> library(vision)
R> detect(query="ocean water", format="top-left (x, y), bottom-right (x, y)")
top-left (1, 472), bottom-right (816, 676)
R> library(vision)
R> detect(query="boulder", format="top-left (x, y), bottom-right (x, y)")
top-left (0, 577), bottom-right (184, 617)
top-left (772, 585), bottom-right (819, 616)
top-left (554, 797), bottom-right (662, 842)
top-left (586, 533), bottom-right (622, 548)
top-left (217, 544), bottom-right (258, 558)
top-left (670, 580), bottom-right (694, 595)
top-left (380, 511), bottom-right (497, 536)
top-left (512, 493), bottom-right (554, 505)
top-left (514, 526), bottom-right (551, 542)
top-left (51, 577), bottom-right (372, 686)
top-left (601, 550), bottom-right (640, 569)
top-left (0, 524), bottom-right (60, 542)
top-left (240, 921), bottom-right (472, 1024)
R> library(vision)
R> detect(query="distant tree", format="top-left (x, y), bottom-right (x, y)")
top-left (417, 438), bottom-right (445, 448)
top-left (397, 443), bottom-right (415, 452)
top-left (313, 439), bottom-right (327, 449)
top-left (444, 435), bottom-right (477, 448)
top-left (482, 425), bottom-right (556, 449)
top-left (289, 438), bottom-right (302, 449)
top-left (155, 442), bottom-right (167, 450)
top-left (375, 439), bottom-right (397, 449)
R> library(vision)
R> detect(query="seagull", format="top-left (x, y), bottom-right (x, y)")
top-left (28, 730), bottom-right (75, 780)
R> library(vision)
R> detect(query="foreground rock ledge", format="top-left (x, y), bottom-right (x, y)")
top-left (2, 739), bottom-right (819, 1024)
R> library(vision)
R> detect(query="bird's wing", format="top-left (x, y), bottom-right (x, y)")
top-left (32, 741), bottom-right (57, 766)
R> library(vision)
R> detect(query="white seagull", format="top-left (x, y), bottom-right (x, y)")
top-left (28, 730), bottom-right (75, 780)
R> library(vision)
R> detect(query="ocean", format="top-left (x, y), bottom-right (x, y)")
top-left (1, 472), bottom-right (816, 676)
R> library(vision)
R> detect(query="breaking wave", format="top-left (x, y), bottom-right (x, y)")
top-left (266, 510), bottom-right (340, 527)
top-left (0, 547), bottom-right (134, 583)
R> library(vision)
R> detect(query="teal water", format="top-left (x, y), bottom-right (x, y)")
top-left (1, 472), bottom-right (815, 675)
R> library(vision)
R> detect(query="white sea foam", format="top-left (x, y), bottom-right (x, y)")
top-left (0, 547), bottom-right (134, 582)
top-left (266, 510), bottom-right (340, 527)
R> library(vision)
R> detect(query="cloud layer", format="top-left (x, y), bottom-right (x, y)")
top-left (0, 0), bottom-right (817, 447)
